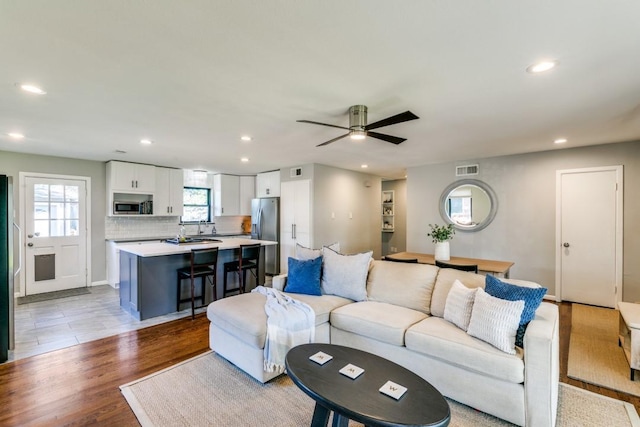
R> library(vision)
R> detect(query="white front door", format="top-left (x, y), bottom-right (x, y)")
top-left (24, 176), bottom-right (88, 295)
top-left (557, 166), bottom-right (623, 308)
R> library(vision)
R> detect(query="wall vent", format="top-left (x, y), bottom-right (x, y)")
top-left (290, 167), bottom-right (303, 178)
top-left (456, 164), bottom-right (479, 176)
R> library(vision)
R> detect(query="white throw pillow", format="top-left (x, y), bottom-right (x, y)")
top-left (295, 242), bottom-right (340, 260)
top-left (443, 279), bottom-right (478, 331)
top-left (467, 288), bottom-right (524, 355)
top-left (320, 247), bottom-right (372, 301)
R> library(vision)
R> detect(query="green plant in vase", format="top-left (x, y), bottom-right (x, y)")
top-left (428, 223), bottom-right (455, 261)
top-left (427, 223), bottom-right (455, 243)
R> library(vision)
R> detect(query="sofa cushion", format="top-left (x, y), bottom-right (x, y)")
top-left (467, 288), bottom-right (524, 355)
top-left (443, 279), bottom-right (477, 331)
top-left (295, 242), bottom-right (340, 260)
top-left (285, 256), bottom-right (322, 296)
top-left (207, 292), bottom-right (351, 349)
top-left (431, 268), bottom-right (486, 318)
top-left (321, 248), bottom-right (372, 301)
top-left (405, 316), bottom-right (525, 383)
top-left (366, 260), bottom-right (438, 314)
top-left (330, 301), bottom-right (427, 346)
top-left (485, 275), bottom-right (547, 348)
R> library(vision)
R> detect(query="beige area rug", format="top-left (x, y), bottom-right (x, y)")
top-left (568, 303), bottom-right (640, 397)
top-left (121, 351), bottom-right (640, 427)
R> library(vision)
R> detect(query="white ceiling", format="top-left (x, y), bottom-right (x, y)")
top-left (1, 1), bottom-right (640, 179)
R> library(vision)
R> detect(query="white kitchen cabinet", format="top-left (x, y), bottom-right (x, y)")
top-left (213, 174), bottom-right (240, 216)
top-left (256, 170), bottom-right (281, 198)
top-left (239, 175), bottom-right (255, 215)
top-left (155, 167), bottom-right (184, 216)
top-left (280, 179), bottom-right (311, 272)
top-left (107, 161), bottom-right (156, 193)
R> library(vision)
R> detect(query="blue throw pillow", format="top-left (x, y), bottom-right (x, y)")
top-left (484, 275), bottom-right (547, 348)
top-left (285, 256), bottom-right (322, 296)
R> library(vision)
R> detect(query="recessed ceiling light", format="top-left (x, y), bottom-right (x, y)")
top-left (140, 139), bottom-right (153, 145)
top-left (361, 164), bottom-right (368, 168)
top-left (241, 157), bottom-right (249, 162)
top-left (526, 61), bottom-right (557, 74)
top-left (554, 138), bottom-right (567, 144)
top-left (241, 136), bottom-right (252, 141)
top-left (19, 84), bottom-right (46, 95)
top-left (8, 132), bottom-right (25, 139)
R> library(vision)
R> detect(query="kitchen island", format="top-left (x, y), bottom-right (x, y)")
top-left (118, 238), bottom-right (277, 320)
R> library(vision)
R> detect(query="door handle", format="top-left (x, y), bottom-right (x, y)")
top-left (563, 242), bottom-right (570, 248)
top-left (28, 242), bottom-right (34, 247)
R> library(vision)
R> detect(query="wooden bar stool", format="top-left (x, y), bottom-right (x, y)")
top-left (177, 247), bottom-right (219, 319)
top-left (223, 243), bottom-right (261, 297)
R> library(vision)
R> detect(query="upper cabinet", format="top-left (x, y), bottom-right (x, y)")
top-left (213, 174), bottom-right (255, 216)
top-left (107, 161), bottom-right (155, 193)
top-left (256, 170), bottom-right (281, 198)
top-left (213, 174), bottom-right (239, 216)
top-left (214, 174), bottom-right (255, 216)
top-left (239, 175), bottom-right (255, 216)
top-left (155, 167), bottom-right (184, 216)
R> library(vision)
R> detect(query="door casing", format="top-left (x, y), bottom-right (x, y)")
top-left (18, 172), bottom-right (92, 297)
top-left (555, 165), bottom-right (623, 306)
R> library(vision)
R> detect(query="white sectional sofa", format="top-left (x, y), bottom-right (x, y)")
top-left (207, 259), bottom-right (559, 427)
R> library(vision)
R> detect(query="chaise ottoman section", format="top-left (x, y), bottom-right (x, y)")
top-left (207, 291), bottom-right (352, 383)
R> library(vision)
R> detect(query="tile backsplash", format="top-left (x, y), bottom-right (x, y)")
top-left (105, 215), bottom-right (249, 240)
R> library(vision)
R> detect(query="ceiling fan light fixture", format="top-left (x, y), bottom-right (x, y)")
top-left (350, 130), bottom-right (366, 140)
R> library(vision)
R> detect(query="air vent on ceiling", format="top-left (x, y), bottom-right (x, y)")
top-left (290, 167), bottom-right (303, 178)
top-left (456, 164), bottom-right (479, 176)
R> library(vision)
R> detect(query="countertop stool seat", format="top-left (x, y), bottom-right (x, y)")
top-left (223, 243), bottom-right (261, 297)
top-left (177, 247), bottom-right (219, 319)
top-left (435, 259), bottom-right (478, 274)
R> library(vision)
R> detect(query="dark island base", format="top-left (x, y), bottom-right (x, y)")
top-left (119, 247), bottom-right (265, 320)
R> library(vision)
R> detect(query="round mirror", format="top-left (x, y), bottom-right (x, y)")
top-left (439, 179), bottom-right (498, 232)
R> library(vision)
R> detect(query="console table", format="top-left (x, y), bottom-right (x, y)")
top-left (385, 252), bottom-right (514, 278)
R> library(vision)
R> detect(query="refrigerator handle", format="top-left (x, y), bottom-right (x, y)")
top-left (257, 208), bottom-right (262, 238)
top-left (13, 222), bottom-right (22, 276)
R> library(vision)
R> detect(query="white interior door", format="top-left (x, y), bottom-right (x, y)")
top-left (24, 177), bottom-right (88, 295)
top-left (557, 166), bottom-right (622, 308)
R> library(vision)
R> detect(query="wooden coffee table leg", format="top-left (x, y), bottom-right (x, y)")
top-left (310, 403), bottom-right (330, 427)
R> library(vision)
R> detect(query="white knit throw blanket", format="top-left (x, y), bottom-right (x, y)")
top-left (252, 286), bottom-right (315, 373)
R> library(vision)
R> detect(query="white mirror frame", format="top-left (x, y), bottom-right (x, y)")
top-left (439, 179), bottom-right (498, 232)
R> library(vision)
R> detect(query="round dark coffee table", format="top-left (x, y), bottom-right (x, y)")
top-left (285, 343), bottom-right (450, 427)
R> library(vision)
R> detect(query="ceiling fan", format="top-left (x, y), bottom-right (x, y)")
top-left (297, 105), bottom-right (419, 147)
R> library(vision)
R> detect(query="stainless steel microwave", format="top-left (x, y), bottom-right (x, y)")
top-left (113, 201), bottom-right (141, 214)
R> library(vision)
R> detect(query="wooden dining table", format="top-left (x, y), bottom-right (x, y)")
top-left (384, 251), bottom-right (514, 278)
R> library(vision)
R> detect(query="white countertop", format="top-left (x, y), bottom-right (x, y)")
top-left (117, 237), bottom-right (277, 257)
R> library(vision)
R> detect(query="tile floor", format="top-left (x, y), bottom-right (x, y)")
top-left (7, 285), bottom-right (206, 362)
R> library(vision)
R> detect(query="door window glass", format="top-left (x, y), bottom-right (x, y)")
top-left (32, 184), bottom-right (81, 236)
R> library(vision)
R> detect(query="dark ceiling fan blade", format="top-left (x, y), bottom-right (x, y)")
top-left (366, 131), bottom-right (406, 145)
top-left (297, 120), bottom-right (350, 130)
top-left (364, 111), bottom-right (419, 131)
top-left (316, 133), bottom-right (350, 147)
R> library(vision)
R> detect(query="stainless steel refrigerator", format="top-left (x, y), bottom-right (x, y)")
top-left (1, 175), bottom-right (16, 363)
top-left (251, 197), bottom-right (280, 276)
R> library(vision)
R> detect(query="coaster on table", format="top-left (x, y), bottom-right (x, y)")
top-left (339, 363), bottom-right (365, 379)
top-left (309, 351), bottom-right (333, 365)
top-left (379, 380), bottom-right (407, 400)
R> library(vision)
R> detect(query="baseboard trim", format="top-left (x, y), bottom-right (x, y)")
top-left (91, 280), bottom-right (109, 287)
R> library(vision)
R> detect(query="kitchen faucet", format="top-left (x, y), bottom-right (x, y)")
top-left (197, 220), bottom-right (204, 235)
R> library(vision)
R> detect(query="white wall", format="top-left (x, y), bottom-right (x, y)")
top-left (406, 140), bottom-right (640, 301)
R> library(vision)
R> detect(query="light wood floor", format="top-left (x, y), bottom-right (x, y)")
top-left (1, 302), bottom-right (639, 426)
